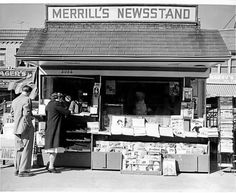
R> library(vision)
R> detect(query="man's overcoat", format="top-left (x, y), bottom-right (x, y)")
top-left (11, 94), bottom-right (34, 137)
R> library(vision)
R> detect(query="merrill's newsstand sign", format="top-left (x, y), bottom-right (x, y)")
top-left (47, 5), bottom-right (197, 22)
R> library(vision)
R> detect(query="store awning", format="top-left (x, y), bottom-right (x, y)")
top-left (16, 23), bottom-right (230, 64)
top-left (206, 84), bottom-right (236, 98)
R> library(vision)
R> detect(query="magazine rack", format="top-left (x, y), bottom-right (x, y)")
top-left (217, 97), bottom-right (235, 173)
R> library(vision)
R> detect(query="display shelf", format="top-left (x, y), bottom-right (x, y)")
top-left (65, 149), bottom-right (91, 152)
top-left (36, 114), bottom-right (99, 168)
top-left (41, 151), bottom-right (91, 168)
top-left (218, 163), bottom-right (233, 167)
top-left (217, 97), bottom-right (235, 172)
top-left (91, 152), bottom-right (122, 170)
top-left (92, 134), bottom-right (211, 173)
top-left (66, 139), bottom-right (91, 142)
top-left (166, 154), bottom-right (209, 172)
top-left (93, 133), bottom-right (209, 144)
top-left (121, 170), bottom-right (162, 175)
top-left (66, 130), bottom-right (88, 133)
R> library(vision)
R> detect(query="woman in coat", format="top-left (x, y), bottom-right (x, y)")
top-left (45, 92), bottom-right (70, 173)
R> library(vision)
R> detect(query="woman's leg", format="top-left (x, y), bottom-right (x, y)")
top-left (49, 153), bottom-right (57, 169)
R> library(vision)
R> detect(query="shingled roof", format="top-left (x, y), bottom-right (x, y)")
top-left (219, 29), bottom-right (236, 52)
top-left (0, 29), bottom-right (29, 41)
top-left (16, 23), bottom-right (230, 60)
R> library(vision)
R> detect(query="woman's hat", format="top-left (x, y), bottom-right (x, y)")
top-left (51, 92), bottom-right (58, 100)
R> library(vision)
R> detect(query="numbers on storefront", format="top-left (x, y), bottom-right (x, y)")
top-left (61, 70), bottom-right (73, 74)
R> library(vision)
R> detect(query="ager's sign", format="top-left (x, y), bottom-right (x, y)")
top-left (0, 69), bottom-right (34, 78)
top-left (47, 5), bottom-right (197, 22)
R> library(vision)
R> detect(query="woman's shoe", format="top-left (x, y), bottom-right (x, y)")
top-left (18, 171), bottom-right (34, 177)
top-left (48, 168), bottom-right (60, 173)
top-left (14, 170), bottom-right (19, 176)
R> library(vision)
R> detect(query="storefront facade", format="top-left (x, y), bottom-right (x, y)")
top-left (16, 4), bottom-right (230, 174)
top-left (206, 29), bottom-right (236, 168)
top-left (0, 29), bottom-right (32, 102)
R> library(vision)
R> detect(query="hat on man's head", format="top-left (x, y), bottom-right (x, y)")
top-left (22, 85), bottom-right (32, 93)
top-left (51, 92), bottom-right (64, 100)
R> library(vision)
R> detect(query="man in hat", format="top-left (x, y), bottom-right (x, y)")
top-left (11, 85), bottom-right (35, 177)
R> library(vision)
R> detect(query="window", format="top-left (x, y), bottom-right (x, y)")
top-left (0, 48), bottom-right (6, 67)
top-left (41, 75), bottom-right (99, 104)
top-left (17, 61), bottom-right (26, 67)
top-left (220, 61), bottom-right (228, 73)
top-left (210, 65), bottom-right (219, 73)
top-left (16, 60), bottom-right (36, 68)
top-left (231, 59), bottom-right (236, 74)
top-left (102, 77), bottom-right (183, 116)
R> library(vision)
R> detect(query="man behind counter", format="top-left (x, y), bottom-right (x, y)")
top-left (69, 89), bottom-right (84, 114)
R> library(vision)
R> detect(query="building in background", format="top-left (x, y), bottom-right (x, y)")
top-left (206, 28), bottom-right (236, 168)
top-left (207, 28), bottom-right (236, 99)
top-left (206, 28), bottom-right (236, 126)
top-left (0, 29), bottom-right (36, 102)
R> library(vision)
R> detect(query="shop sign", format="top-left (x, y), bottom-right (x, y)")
top-left (47, 5), bottom-right (197, 23)
top-left (207, 74), bottom-right (236, 84)
top-left (3, 113), bottom-right (14, 124)
top-left (0, 147), bottom-right (15, 160)
top-left (0, 69), bottom-right (33, 78)
top-left (0, 113), bottom-right (15, 160)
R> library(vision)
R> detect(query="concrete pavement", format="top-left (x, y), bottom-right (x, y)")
top-left (0, 163), bottom-right (236, 192)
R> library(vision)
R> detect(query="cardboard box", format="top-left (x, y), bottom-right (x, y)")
top-left (163, 158), bottom-right (177, 176)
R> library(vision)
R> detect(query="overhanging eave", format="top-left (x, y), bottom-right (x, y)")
top-left (16, 55), bottom-right (231, 63)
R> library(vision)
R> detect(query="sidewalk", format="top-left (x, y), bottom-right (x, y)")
top-left (1, 163), bottom-right (236, 192)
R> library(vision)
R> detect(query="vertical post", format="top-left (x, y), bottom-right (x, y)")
top-left (31, 119), bottom-right (36, 168)
top-left (203, 79), bottom-right (207, 126)
top-left (228, 58), bottom-right (231, 74)
top-left (98, 75), bottom-right (102, 131)
top-left (91, 134), bottom-right (93, 170)
top-left (208, 140), bottom-right (210, 174)
top-left (3, 100), bottom-right (6, 113)
top-left (217, 97), bottom-right (221, 172)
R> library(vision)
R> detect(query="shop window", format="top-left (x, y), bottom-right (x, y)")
top-left (210, 65), bottom-right (219, 73)
top-left (17, 60), bottom-right (26, 67)
top-left (101, 77), bottom-right (182, 116)
top-left (16, 60), bottom-right (35, 67)
top-left (220, 66), bottom-right (228, 73)
top-left (220, 61), bottom-right (228, 74)
top-left (231, 59), bottom-right (236, 74)
top-left (41, 75), bottom-right (100, 106)
top-left (233, 97), bottom-right (236, 108)
top-left (0, 48), bottom-right (6, 67)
